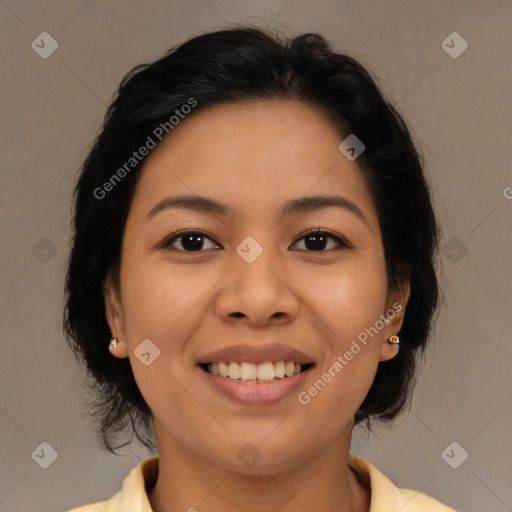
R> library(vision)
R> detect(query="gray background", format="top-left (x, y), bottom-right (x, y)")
top-left (1, 1), bottom-right (511, 511)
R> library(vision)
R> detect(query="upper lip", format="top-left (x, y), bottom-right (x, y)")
top-left (197, 343), bottom-right (315, 365)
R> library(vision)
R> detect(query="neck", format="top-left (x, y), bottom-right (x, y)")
top-left (147, 426), bottom-right (370, 512)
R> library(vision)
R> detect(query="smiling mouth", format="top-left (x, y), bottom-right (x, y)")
top-left (199, 361), bottom-right (314, 383)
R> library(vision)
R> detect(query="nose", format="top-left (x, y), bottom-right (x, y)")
top-left (214, 240), bottom-right (300, 327)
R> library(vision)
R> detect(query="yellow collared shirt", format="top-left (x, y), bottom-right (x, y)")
top-left (68, 454), bottom-right (458, 511)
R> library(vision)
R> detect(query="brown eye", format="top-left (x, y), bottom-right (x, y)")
top-left (161, 229), bottom-right (350, 253)
top-left (163, 231), bottom-right (220, 252)
top-left (292, 229), bottom-right (351, 252)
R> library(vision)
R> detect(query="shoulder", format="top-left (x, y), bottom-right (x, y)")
top-left (396, 488), bottom-right (459, 512)
top-left (348, 454), bottom-right (459, 512)
top-left (67, 456), bottom-right (159, 512)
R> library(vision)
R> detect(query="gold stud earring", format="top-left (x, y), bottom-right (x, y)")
top-left (387, 334), bottom-right (399, 347)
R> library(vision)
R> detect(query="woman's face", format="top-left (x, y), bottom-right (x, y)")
top-left (104, 99), bottom-right (409, 473)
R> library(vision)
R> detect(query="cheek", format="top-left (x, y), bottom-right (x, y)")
top-left (119, 260), bottom-right (222, 395)
top-left (120, 260), bottom-right (208, 341)
top-left (315, 257), bottom-right (388, 347)
top-left (118, 262), bottom-right (206, 419)
top-left (294, 265), bottom-right (387, 437)
top-left (308, 259), bottom-right (388, 408)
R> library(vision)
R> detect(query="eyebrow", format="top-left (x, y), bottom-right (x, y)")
top-left (146, 194), bottom-right (368, 225)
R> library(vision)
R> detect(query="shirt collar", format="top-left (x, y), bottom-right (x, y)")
top-left (119, 454), bottom-right (407, 511)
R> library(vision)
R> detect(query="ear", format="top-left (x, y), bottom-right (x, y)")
top-left (379, 280), bottom-right (410, 362)
top-left (103, 273), bottom-right (129, 358)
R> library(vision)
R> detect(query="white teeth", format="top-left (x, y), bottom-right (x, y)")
top-left (218, 361), bottom-right (229, 377)
top-left (274, 361), bottom-right (285, 378)
top-left (228, 362), bottom-right (241, 379)
top-left (257, 362), bottom-right (275, 381)
top-left (205, 360), bottom-right (308, 382)
top-left (240, 362), bottom-right (257, 381)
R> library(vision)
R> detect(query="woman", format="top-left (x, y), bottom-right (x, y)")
top-left (64, 26), bottom-right (457, 511)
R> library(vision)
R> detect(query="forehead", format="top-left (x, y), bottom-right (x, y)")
top-left (145, 99), bottom-right (346, 163)
top-left (127, 99), bottom-right (378, 227)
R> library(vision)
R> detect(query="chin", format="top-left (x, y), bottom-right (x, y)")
top-left (204, 434), bottom-right (314, 476)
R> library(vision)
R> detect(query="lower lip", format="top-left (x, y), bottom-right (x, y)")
top-left (199, 366), bottom-right (312, 406)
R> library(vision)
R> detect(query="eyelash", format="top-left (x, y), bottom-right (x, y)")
top-left (161, 228), bottom-right (351, 253)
